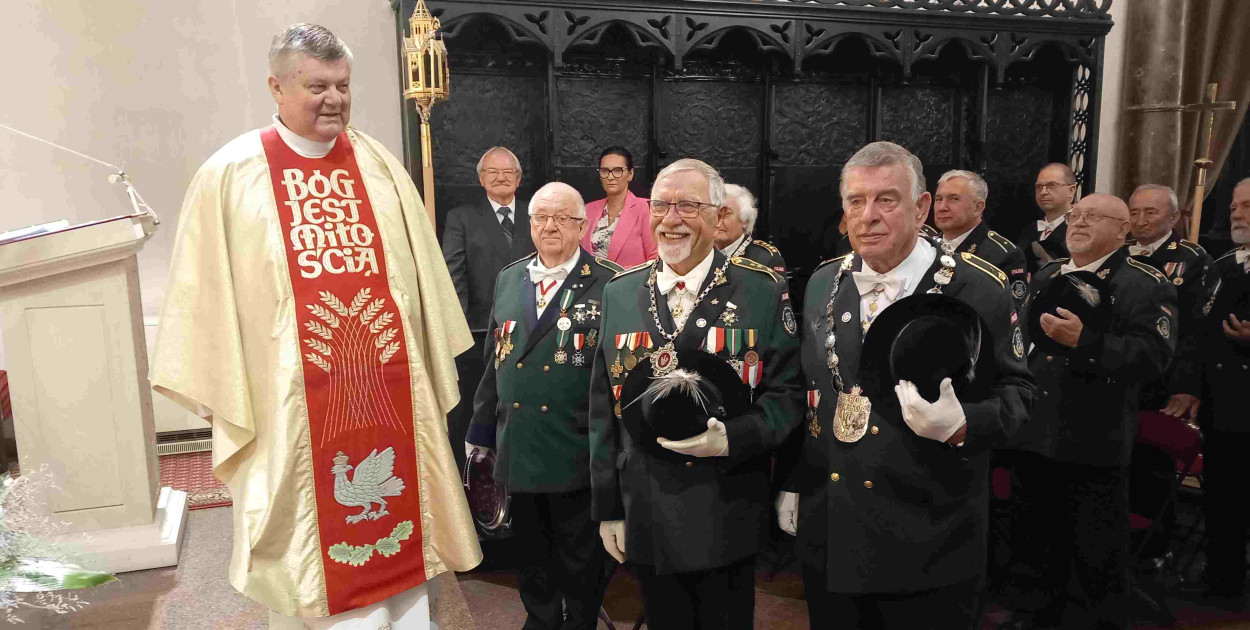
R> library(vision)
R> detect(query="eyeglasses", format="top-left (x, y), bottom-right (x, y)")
top-left (483, 168), bottom-right (519, 179)
top-left (597, 167), bottom-right (631, 179)
top-left (1035, 182), bottom-right (1074, 193)
top-left (531, 213), bottom-right (585, 227)
top-left (1065, 209), bottom-right (1128, 226)
top-left (648, 199), bottom-right (719, 218)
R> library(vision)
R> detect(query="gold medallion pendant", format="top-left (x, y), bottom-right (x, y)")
top-left (832, 386), bottom-right (871, 443)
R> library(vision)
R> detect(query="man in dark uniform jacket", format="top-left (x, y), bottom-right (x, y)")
top-left (1123, 184), bottom-right (1214, 409)
top-left (1010, 194), bottom-right (1177, 629)
top-left (589, 159), bottom-right (803, 630)
top-left (716, 183), bottom-right (787, 274)
top-left (442, 146), bottom-right (536, 470)
top-left (467, 182), bottom-right (621, 629)
top-left (935, 169), bottom-right (1029, 306)
top-left (777, 142), bottom-right (1035, 628)
top-left (1171, 177), bottom-right (1250, 607)
top-left (1016, 163), bottom-right (1077, 277)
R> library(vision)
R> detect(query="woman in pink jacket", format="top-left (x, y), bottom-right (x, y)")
top-left (581, 146), bottom-right (657, 267)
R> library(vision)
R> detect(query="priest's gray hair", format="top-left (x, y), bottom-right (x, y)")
top-left (654, 158), bottom-right (726, 207)
top-left (1131, 183), bottom-right (1179, 214)
top-left (476, 147), bottom-right (523, 176)
top-left (529, 182), bottom-right (586, 219)
top-left (724, 184), bottom-right (758, 235)
top-left (841, 141), bottom-right (926, 202)
top-left (269, 23), bottom-right (354, 79)
top-left (938, 170), bottom-right (989, 203)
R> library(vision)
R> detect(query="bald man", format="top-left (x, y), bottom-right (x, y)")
top-left (1006, 194), bottom-right (1177, 629)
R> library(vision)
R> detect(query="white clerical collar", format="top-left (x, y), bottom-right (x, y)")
top-left (660, 247), bottom-right (717, 293)
top-left (272, 114), bottom-right (335, 158)
top-left (943, 224), bottom-right (978, 249)
top-left (489, 197), bottom-right (517, 215)
top-left (720, 233), bottom-right (748, 258)
top-left (861, 237), bottom-right (938, 298)
top-left (527, 248), bottom-right (581, 279)
top-left (1141, 231), bottom-right (1172, 255)
top-left (1061, 249), bottom-right (1117, 275)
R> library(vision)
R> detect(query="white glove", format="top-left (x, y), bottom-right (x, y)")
top-left (894, 377), bottom-right (967, 442)
top-left (600, 520), bottom-right (626, 563)
top-left (775, 491), bottom-right (798, 536)
top-left (464, 442), bottom-right (493, 460)
top-left (656, 417), bottom-right (729, 457)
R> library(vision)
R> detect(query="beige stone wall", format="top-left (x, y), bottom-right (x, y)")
top-left (1095, 1), bottom-right (1129, 195)
top-left (0, 0), bottom-right (405, 368)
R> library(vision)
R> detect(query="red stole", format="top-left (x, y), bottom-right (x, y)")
top-left (260, 127), bottom-right (426, 614)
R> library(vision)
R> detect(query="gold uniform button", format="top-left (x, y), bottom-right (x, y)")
top-left (516, 362), bottom-right (524, 369)
top-left (686, 461), bottom-right (694, 468)
top-left (513, 402), bottom-right (520, 409)
top-left (1046, 355), bottom-right (1053, 362)
top-left (541, 405), bottom-right (549, 412)
top-left (544, 365), bottom-right (550, 372)
top-left (830, 473), bottom-right (840, 482)
top-left (871, 426), bottom-right (879, 435)
top-left (864, 481), bottom-right (873, 489)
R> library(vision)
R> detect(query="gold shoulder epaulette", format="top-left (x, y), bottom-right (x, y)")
top-left (752, 239), bottom-right (780, 255)
top-left (611, 259), bottom-right (656, 280)
top-left (594, 256), bottom-right (624, 274)
top-left (1178, 239), bottom-right (1208, 256)
top-left (814, 254), bottom-right (851, 273)
top-left (731, 256), bottom-right (783, 282)
top-left (987, 230), bottom-right (1015, 253)
top-left (500, 253), bottom-right (536, 273)
top-left (960, 252), bottom-right (1007, 288)
top-left (1126, 257), bottom-right (1166, 282)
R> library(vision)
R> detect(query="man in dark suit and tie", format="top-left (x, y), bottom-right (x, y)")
top-left (1017, 163), bottom-right (1077, 277)
top-left (443, 146), bottom-right (536, 469)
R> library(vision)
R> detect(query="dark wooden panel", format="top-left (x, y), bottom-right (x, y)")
top-left (554, 75), bottom-right (653, 204)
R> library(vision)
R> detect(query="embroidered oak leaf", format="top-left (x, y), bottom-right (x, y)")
top-left (375, 537), bottom-right (401, 557)
top-left (328, 543), bottom-right (373, 567)
top-left (391, 521), bottom-right (414, 541)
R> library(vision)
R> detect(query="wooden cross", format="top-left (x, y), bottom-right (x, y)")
top-left (1184, 82), bottom-right (1237, 239)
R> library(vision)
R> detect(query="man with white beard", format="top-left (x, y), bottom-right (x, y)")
top-left (587, 159), bottom-right (804, 629)
top-left (1171, 177), bottom-right (1250, 609)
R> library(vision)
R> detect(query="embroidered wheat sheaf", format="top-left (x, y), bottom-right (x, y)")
top-left (302, 288), bottom-right (406, 444)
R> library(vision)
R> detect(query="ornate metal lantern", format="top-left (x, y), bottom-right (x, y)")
top-left (402, 0), bottom-right (449, 224)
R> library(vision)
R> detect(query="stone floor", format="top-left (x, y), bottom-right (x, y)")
top-left (9, 507), bottom-right (1250, 629)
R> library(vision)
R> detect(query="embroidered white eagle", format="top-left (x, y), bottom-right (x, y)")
top-left (330, 448), bottom-right (406, 524)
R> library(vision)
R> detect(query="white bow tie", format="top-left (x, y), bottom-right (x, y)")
top-left (528, 265), bottom-right (567, 286)
top-left (1129, 244), bottom-right (1152, 257)
top-left (851, 271), bottom-right (905, 301)
top-left (1038, 219), bottom-right (1059, 233)
top-left (1236, 248), bottom-right (1250, 270)
top-left (655, 267), bottom-right (698, 295)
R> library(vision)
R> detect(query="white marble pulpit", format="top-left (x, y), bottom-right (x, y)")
top-left (0, 212), bottom-right (187, 573)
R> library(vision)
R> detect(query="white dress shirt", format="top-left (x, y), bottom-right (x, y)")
top-left (489, 197), bottom-right (517, 226)
top-left (656, 248), bottom-right (716, 329)
top-left (1059, 249), bottom-right (1117, 275)
top-left (527, 250), bottom-right (581, 319)
top-left (1037, 215), bottom-right (1067, 239)
top-left (1129, 232), bottom-right (1172, 257)
top-left (273, 114), bottom-right (334, 158)
top-left (855, 237), bottom-right (937, 327)
top-left (719, 233), bottom-right (749, 258)
top-left (942, 224), bottom-right (977, 250)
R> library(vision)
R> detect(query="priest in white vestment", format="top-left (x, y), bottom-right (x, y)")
top-left (150, 24), bottom-right (481, 629)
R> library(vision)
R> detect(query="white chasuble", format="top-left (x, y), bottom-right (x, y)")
top-left (151, 126), bottom-right (481, 618)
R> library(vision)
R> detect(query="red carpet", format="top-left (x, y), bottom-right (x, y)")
top-left (158, 451), bottom-right (232, 510)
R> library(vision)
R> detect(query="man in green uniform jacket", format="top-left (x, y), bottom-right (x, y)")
top-left (467, 182), bottom-right (623, 630)
top-left (589, 159), bottom-right (804, 630)
top-left (716, 183), bottom-right (787, 275)
top-left (777, 142), bottom-right (1035, 629)
top-left (934, 169), bottom-right (1029, 307)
